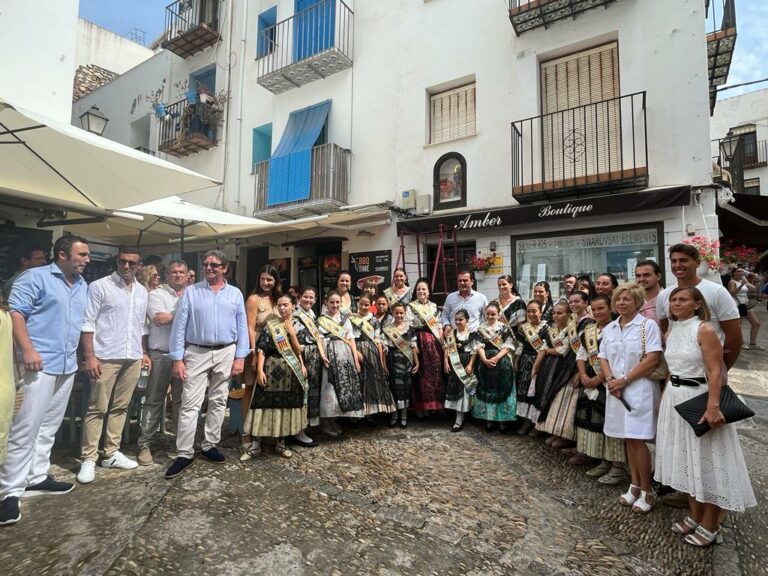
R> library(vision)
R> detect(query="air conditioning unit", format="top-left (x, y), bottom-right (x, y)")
top-left (416, 194), bottom-right (432, 215)
top-left (401, 189), bottom-right (416, 210)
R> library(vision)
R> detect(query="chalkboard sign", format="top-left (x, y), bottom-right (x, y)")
top-left (0, 224), bottom-right (53, 288)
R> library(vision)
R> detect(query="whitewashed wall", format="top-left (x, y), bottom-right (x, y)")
top-left (76, 19), bottom-right (154, 74)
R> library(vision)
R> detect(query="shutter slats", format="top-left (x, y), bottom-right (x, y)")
top-left (430, 83), bottom-right (476, 144)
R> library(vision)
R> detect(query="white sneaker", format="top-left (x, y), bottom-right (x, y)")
top-left (77, 460), bottom-right (96, 484)
top-left (100, 451), bottom-right (139, 470)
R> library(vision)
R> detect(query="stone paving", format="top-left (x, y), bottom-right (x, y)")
top-left (1, 309), bottom-right (766, 576)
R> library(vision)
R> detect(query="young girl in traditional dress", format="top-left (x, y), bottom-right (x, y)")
top-left (317, 290), bottom-right (363, 437)
top-left (443, 310), bottom-right (479, 432)
top-left (351, 295), bottom-right (396, 422)
top-left (407, 279), bottom-right (445, 418)
top-left (472, 303), bottom-right (517, 432)
top-left (361, 280), bottom-right (380, 314)
top-left (292, 286), bottom-right (329, 447)
top-left (533, 301), bottom-right (586, 447)
top-left (245, 295), bottom-right (307, 459)
top-left (380, 302), bottom-right (419, 428)
top-left (515, 300), bottom-right (552, 435)
top-left (374, 294), bottom-right (391, 327)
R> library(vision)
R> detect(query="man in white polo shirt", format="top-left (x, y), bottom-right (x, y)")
top-left (77, 248), bottom-right (150, 484)
top-left (136, 260), bottom-right (188, 466)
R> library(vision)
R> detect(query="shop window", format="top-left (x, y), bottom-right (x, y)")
top-left (433, 152), bottom-right (467, 211)
top-left (743, 177), bottom-right (760, 196)
top-left (429, 82), bottom-right (476, 145)
top-left (426, 241), bottom-right (476, 304)
top-left (512, 224), bottom-right (662, 301)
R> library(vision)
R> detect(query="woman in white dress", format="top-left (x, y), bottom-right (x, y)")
top-left (598, 283), bottom-right (662, 514)
top-left (655, 287), bottom-right (756, 547)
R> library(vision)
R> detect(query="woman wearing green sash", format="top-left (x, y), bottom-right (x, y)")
top-left (246, 295), bottom-right (308, 459)
top-left (472, 302), bottom-right (517, 431)
top-left (443, 310), bottom-right (479, 432)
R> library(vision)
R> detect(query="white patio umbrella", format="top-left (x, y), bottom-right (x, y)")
top-left (0, 96), bottom-right (220, 216)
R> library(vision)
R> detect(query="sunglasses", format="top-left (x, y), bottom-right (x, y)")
top-left (203, 262), bottom-right (223, 269)
top-left (118, 259), bottom-right (139, 268)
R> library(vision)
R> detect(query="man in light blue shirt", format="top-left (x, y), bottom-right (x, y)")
top-left (165, 250), bottom-right (248, 479)
top-left (0, 236), bottom-right (90, 526)
top-left (441, 270), bottom-right (489, 333)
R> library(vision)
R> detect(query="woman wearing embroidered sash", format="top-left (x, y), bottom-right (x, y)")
top-left (241, 265), bottom-right (281, 457)
top-left (324, 270), bottom-right (357, 316)
top-left (245, 295), bottom-right (307, 459)
top-left (292, 286), bottom-right (329, 447)
top-left (384, 268), bottom-right (412, 308)
top-left (317, 291), bottom-right (364, 437)
top-left (655, 287), bottom-right (755, 547)
top-left (533, 301), bottom-right (586, 446)
top-left (408, 279), bottom-right (445, 417)
top-left (515, 300), bottom-right (552, 435)
top-left (351, 296), bottom-right (396, 421)
top-left (443, 310), bottom-right (479, 432)
top-left (472, 303), bottom-right (517, 431)
top-left (533, 282), bottom-right (554, 324)
top-left (492, 275), bottom-right (526, 330)
top-left (380, 302), bottom-right (419, 428)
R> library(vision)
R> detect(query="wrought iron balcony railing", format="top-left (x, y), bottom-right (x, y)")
top-left (707, 0), bottom-right (737, 113)
top-left (507, 0), bottom-right (621, 36)
top-left (157, 99), bottom-right (219, 158)
top-left (163, 0), bottom-right (220, 59)
top-left (254, 143), bottom-right (349, 221)
top-left (257, 0), bottom-right (353, 95)
top-left (511, 92), bottom-right (648, 202)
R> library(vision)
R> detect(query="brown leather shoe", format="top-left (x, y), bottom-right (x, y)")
top-left (137, 447), bottom-right (153, 466)
top-left (567, 453), bottom-right (594, 466)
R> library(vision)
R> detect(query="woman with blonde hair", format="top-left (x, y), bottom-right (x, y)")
top-left (598, 283), bottom-right (662, 513)
top-left (136, 265), bottom-right (160, 291)
top-left (655, 287), bottom-right (755, 546)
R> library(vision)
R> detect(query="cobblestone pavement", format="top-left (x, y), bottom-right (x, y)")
top-left (1, 309), bottom-right (766, 576)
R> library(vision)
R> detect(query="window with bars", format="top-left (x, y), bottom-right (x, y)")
top-left (429, 83), bottom-right (476, 145)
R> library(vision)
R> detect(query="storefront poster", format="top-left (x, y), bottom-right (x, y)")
top-left (321, 254), bottom-right (342, 300)
top-left (536, 264), bottom-right (546, 282)
top-left (487, 254), bottom-right (503, 275)
top-left (349, 250), bottom-right (391, 295)
top-left (627, 258), bottom-right (637, 280)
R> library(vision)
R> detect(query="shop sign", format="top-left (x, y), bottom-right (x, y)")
top-left (516, 230), bottom-right (658, 251)
top-left (537, 202), bottom-right (594, 219)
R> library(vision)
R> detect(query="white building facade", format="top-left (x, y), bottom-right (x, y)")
top-left (71, 0), bottom-right (733, 299)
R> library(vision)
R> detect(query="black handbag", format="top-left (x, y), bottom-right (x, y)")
top-left (674, 385), bottom-right (754, 437)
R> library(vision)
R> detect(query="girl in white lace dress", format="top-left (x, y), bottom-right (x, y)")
top-left (656, 286), bottom-right (756, 547)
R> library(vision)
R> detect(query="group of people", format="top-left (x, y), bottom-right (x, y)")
top-left (0, 238), bottom-right (758, 549)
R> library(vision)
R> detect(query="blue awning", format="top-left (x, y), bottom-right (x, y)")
top-left (267, 100), bottom-right (331, 207)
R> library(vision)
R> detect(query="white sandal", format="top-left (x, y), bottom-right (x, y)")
top-left (632, 490), bottom-right (655, 514)
top-left (618, 484), bottom-right (640, 506)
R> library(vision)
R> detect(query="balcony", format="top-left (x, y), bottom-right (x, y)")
top-left (157, 99), bottom-right (219, 158)
top-left (257, 0), bottom-right (353, 95)
top-left (511, 92), bottom-right (648, 202)
top-left (707, 0), bottom-right (737, 114)
top-left (254, 143), bottom-right (349, 221)
top-left (162, 0), bottom-right (220, 59)
top-left (712, 137), bottom-right (766, 193)
top-left (507, 0), bottom-right (620, 36)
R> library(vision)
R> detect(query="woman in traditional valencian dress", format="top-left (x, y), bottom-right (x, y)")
top-left (245, 295), bottom-right (307, 459)
top-left (472, 303), bottom-right (517, 432)
top-left (492, 275), bottom-right (526, 330)
top-left (570, 295), bottom-right (628, 482)
top-left (533, 281), bottom-right (554, 324)
top-left (380, 302), bottom-right (419, 428)
top-left (534, 300), bottom-right (589, 447)
top-left (317, 290), bottom-right (363, 437)
top-left (443, 310), bottom-right (479, 432)
top-left (515, 300), bottom-right (552, 435)
top-left (291, 286), bottom-right (329, 447)
top-left (374, 294), bottom-right (391, 327)
top-left (408, 279), bottom-right (445, 417)
top-left (331, 270), bottom-right (357, 316)
top-left (350, 295), bottom-right (396, 421)
top-left (383, 268), bottom-right (412, 309)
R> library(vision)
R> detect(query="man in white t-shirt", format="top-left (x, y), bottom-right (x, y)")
top-left (656, 243), bottom-right (742, 369)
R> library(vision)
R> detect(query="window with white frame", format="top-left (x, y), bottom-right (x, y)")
top-left (429, 83), bottom-right (476, 145)
top-left (743, 177), bottom-right (760, 195)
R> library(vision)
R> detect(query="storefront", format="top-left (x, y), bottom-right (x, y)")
top-left (396, 186), bottom-right (695, 300)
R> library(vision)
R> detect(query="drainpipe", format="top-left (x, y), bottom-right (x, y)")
top-left (218, 0), bottom-right (236, 212)
top-left (234, 0), bottom-right (249, 215)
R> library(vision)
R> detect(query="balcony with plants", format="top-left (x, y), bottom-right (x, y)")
top-left (155, 86), bottom-right (226, 157)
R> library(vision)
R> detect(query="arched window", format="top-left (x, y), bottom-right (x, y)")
top-left (433, 152), bottom-right (466, 211)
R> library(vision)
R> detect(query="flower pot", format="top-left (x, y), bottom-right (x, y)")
top-left (474, 271), bottom-right (486, 282)
top-left (697, 262), bottom-right (722, 285)
top-left (186, 90), bottom-right (198, 104)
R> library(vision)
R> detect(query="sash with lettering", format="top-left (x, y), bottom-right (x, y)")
top-left (567, 318), bottom-right (581, 354)
top-left (478, 323), bottom-right (506, 350)
top-left (549, 326), bottom-right (565, 350)
top-left (296, 308), bottom-right (322, 344)
top-left (584, 323), bottom-right (603, 376)
top-left (267, 317), bottom-right (308, 393)
top-left (521, 322), bottom-right (547, 352)
top-left (382, 324), bottom-right (414, 365)
top-left (384, 287), bottom-right (406, 308)
top-left (317, 315), bottom-right (352, 349)
top-left (349, 314), bottom-right (376, 343)
top-left (408, 301), bottom-right (443, 345)
top-left (445, 330), bottom-right (478, 395)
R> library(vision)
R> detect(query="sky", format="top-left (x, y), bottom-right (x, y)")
top-left (78, 0), bottom-right (768, 99)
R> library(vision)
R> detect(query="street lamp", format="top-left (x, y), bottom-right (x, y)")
top-left (79, 106), bottom-right (109, 136)
top-left (719, 130), bottom-right (741, 162)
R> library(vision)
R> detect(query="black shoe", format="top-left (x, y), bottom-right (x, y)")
top-left (516, 420), bottom-right (533, 436)
top-left (23, 475), bottom-right (75, 498)
top-left (399, 419), bottom-right (408, 429)
top-left (165, 457), bottom-right (194, 479)
top-left (451, 423), bottom-right (463, 433)
top-left (485, 422), bottom-right (496, 432)
top-left (0, 497), bottom-right (20, 526)
top-left (200, 447), bottom-right (226, 464)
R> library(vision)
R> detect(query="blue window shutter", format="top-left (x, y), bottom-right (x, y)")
top-left (252, 123), bottom-right (273, 169)
top-left (190, 65), bottom-right (216, 94)
top-left (257, 6), bottom-right (277, 58)
top-left (293, 0), bottom-right (335, 62)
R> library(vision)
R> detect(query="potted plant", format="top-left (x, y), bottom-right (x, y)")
top-left (469, 251), bottom-right (496, 281)
top-left (683, 236), bottom-right (721, 283)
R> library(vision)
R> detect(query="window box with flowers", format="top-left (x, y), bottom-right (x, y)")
top-left (469, 252), bottom-right (497, 281)
top-left (683, 236), bottom-right (721, 283)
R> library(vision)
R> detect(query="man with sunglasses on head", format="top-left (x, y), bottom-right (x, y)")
top-left (164, 250), bottom-right (248, 479)
top-left (77, 247), bottom-right (150, 484)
